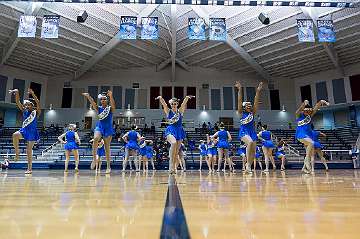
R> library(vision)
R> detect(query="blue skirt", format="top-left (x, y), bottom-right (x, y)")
top-left (262, 140), bottom-right (275, 148)
top-left (64, 141), bottom-right (79, 151)
top-left (255, 152), bottom-right (261, 159)
top-left (238, 126), bottom-right (257, 141)
top-left (295, 128), bottom-right (312, 140)
top-left (217, 141), bottom-right (230, 149)
top-left (165, 125), bottom-right (186, 140)
top-left (139, 147), bottom-right (147, 156)
top-left (146, 153), bottom-right (153, 159)
top-left (314, 141), bottom-right (322, 149)
top-left (20, 127), bottom-right (40, 142)
top-left (126, 141), bottom-right (139, 151)
top-left (211, 147), bottom-right (218, 156)
top-left (275, 152), bottom-right (285, 159)
top-left (97, 147), bottom-right (105, 157)
top-left (95, 122), bottom-right (114, 138)
top-left (200, 150), bottom-right (207, 156)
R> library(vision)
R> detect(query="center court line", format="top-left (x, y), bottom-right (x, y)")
top-left (160, 175), bottom-right (191, 239)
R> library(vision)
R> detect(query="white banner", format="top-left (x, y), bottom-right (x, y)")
top-left (18, 16), bottom-right (37, 38)
top-left (41, 15), bottom-right (60, 39)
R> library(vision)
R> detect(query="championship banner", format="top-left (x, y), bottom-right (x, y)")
top-left (41, 15), bottom-right (60, 39)
top-left (141, 17), bottom-right (158, 40)
top-left (209, 18), bottom-right (226, 41)
top-left (18, 16), bottom-right (37, 38)
top-left (317, 20), bottom-right (336, 43)
top-left (297, 19), bottom-right (315, 42)
top-left (188, 18), bottom-right (206, 40)
top-left (119, 16), bottom-right (137, 40)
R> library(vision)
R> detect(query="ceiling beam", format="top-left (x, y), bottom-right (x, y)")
top-left (1, 2), bottom-right (43, 65)
top-left (301, 7), bottom-right (345, 77)
top-left (191, 6), bottom-right (271, 81)
top-left (74, 4), bottom-right (159, 80)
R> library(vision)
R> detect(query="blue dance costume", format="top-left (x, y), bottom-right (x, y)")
top-left (19, 110), bottom-right (39, 142)
top-left (260, 130), bottom-right (275, 148)
top-left (95, 106), bottom-right (114, 138)
top-left (145, 146), bottom-right (153, 159)
top-left (207, 143), bottom-right (217, 156)
top-left (312, 131), bottom-right (323, 149)
top-left (295, 113), bottom-right (312, 141)
top-left (165, 110), bottom-right (186, 140)
top-left (139, 140), bottom-right (147, 156)
top-left (255, 146), bottom-right (261, 159)
top-left (125, 130), bottom-right (139, 150)
top-left (238, 112), bottom-right (257, 141)
top-left (97, 142), bottom-right (105, 157)
top-left (64, 131), bottom-right (79, 151)
top-left (217, 130), bottom-right (230, 149)
top-left (237, 145), bottom-right (246, 157)
top-left (275, 145), bottom-right (285, 159)
top-left (199, 143), bottom-right (208, 156)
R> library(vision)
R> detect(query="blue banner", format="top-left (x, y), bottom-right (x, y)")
top-left (317, 20), bottom-right (336, 43)
top-left (119, 16), bottom-right (137, 40)
top-left (188, 18), bottom-right (206, 40)
top-left (141, 17), bottom-right (158, 40)
top-left (209, 18), bottom-right (226, 41)
top-left (41, 15), bottom-right (60, 39)
top-left (18, 16), bottom-right (37, 38)
top-left (297, 19), bottom-right (315, 42)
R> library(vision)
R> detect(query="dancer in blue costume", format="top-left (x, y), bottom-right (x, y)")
top-left (257, 124), bottom-right (276, 172)
top-left (235, 81), bottom-right (264, 173)
top-left (122, 125), bottom-right (142, 171)
top-left (10, 88), bottom-right (41, 174)
top-left (176, 143), bottom-right (187, 172)
top-left (58, 124), bottom-right (81, 173)
top-left (295, 99), bottom-right (329, 173)
top-left (156, 95), bottom-right (195, 174)
top-left (138, 137), bottom-right (147, 171)
top-left (311, 125), bottom-right (329, 171)
top-left (237, 142), bottom-right (247, 171)
top-left (253, 146), bottom-right (263, 171)
top-left (145, 140), bottom-right (156, 171)
top-left (212, 122), bottom-right (233, 172)
top-left (275, 140), bottom-right (286, 171)
top-left (198, 140), bottom-right (208, 171)
top-left (206, 134), bottom-right (217, 172)
top-left (83, 91), bottom-right (115, 174)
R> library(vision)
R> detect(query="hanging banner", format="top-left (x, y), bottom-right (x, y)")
top-left (188, 18), bottom-right (206, 40)
top-left (141, 17), bottom-right (158, 40)
top-left (119, 16), bottom-right (137, 40)
top-left (317, 20), bottom-right (336, 43)
top-left (297, 19), bottom-right (315, 42)
top-left (209, 18), bottom-right (226, 41)
top-left (41, 15), bottom-right (60, 39)
top-left (18, 16), bottom-right (37, 38)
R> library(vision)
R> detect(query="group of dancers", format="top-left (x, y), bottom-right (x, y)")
top-left (8, 81), bottom-right (330, 174)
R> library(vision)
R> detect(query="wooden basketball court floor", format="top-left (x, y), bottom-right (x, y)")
top-left (1, 169), bottom-right (360, 239)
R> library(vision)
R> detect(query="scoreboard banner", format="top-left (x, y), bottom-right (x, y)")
top-left (297, 19), bottom-right (315, 42)
top-left (317, 20), bottom-right (336, 42)
top-left (141, 17), bottom-right (159, 40)
top-left (209, 18), bottom-right (226, 41)
top-left (41, 15), bottom-right (60, 39)
top-left (18, 16), bottom-right (37, 38)
top-left (119, 16), bottom-right (137, 40)
top-left (188, 18), bottom-right (206, 40)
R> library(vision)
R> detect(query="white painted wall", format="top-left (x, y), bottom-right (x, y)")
top-left (0, 65), bottom-right (48, 108)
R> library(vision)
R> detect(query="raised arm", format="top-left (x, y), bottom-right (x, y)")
top-left (179, 95), bottom-right (195, 114)
top-left (253, 82), bottom-right (264, 115)
top-left (28, 88), bottom-right (41, 116)
top-left (58, 133), bottom-right (66, 144)
top-left (295, 100), bottom-right (309, 118)
top-left (257, 131), bottom-right (264, 141)
top-left (235, 81), bottom-right (243, 116)
top-left (82, 93), bottom-right (98, 113)
top-left (311, 100), bottom-right (329, 117)
top-left (206, 134), bottom-right (210, 144)
top-left (10, 89), bottom-right (24, 111)
top-left (107, 90), bottom-right (116, 113)
top-left (122, 132), bottom-right (129, 143)
top-left (319, 132), bottom-right (326, 137)
top-left (155, 96), bottom-right (169, 115)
